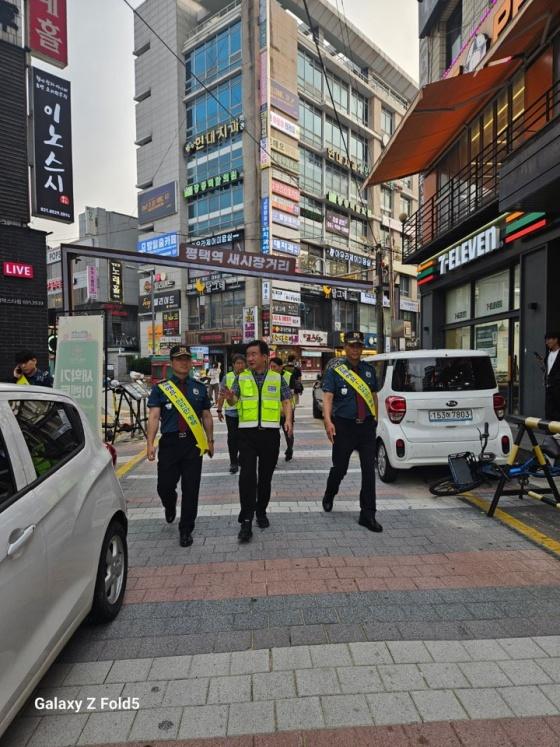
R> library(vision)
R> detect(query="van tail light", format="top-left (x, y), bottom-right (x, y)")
top-left (396, 439), bottom-right (405, 458)
top-left (104, 442), bottom-right (117, 467)
top-left (501, 435), bottom-right (510, 455)
top-left (386, 396), bottom-right (407, 424)
top-left (493, 393), bottom-right (506, 420)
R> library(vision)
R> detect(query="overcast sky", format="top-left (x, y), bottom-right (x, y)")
top-left (32, 0), bottom-right (419, 246)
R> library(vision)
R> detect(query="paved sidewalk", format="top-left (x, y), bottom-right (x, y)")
top-left (4, 392), bottom-right (560, 746)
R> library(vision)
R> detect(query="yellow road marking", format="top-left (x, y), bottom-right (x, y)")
top-left (115, 445), bottom-right (148, 479)
top-left (462, 491), bottom-right (560, 557)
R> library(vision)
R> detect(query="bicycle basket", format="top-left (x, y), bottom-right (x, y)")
top-left (448, 452), bottom-right (478, 490)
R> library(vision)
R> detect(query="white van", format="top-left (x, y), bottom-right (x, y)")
top-left (369, 349), bottom-right (512, 482)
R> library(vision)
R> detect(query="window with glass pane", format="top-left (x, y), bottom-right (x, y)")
top-left (380, 225), bottom-right (390, 248)
top-left (299, 147), bottom-right (323, 195)
top-left (299, 100), bottom-right (323, 149)
top-left (327, 73), bottom-right (348, 112)
top-left (297, 48), bottom-right (323, 98)
top-left (400, 196), bottom-right (411, 217)
top-left (381, 107), bottom-right (394, 135)
top-left (0, 429), bottom-right (16, 504)
top-left (186, 75), bottom-right (242, 138)
top-left (381, 187), bottom-right (392, 212)
top-left (446, 283), bottom-right (471, 325)
top-left (513, 264), bottom-right (520, 309)
top-left (338, 300), bottom-right (358, 329)
top-left (445, 2), bottom-right (462, 68)
top-left (351, 90), bottom-right (368, 125)
top-left (400, 275), bottom-right (411, 296)
top-left (301, 294), bottom-right (330, 331)
top-left (350, 132), bottom-right (368, 168)
top-left (188, 295), bottom-right (200, 329)
top-left (325, 116), bottom-right (348, 151)
top-left (186, 21), bottom-right (242, 93)
top-left (445, 326), bottom-right (471, 349)
top-left (360, 303), bottom-right (377, 331)
top-left (325, 163), bottom-right (348, 196)
top-left (11, 400), bottom-right (84, 480)
top-left (474, 320), bottom-right (510, 387)
top-left (474, 270), bottom-right (509, 318)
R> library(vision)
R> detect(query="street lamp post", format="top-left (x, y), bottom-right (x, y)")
top-left (150, 268), bottom-right (156, 357)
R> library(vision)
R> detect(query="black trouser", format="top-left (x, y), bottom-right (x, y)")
top-left (238, 427), bottom-right (280, 522)
top-left (324, 416), bottom-right (377, 513)
top-left (225, 414), bottom-right (240, 465)
top-left (157, 433), bottom-right (203, 532)
top-left (280, 412), bottom-right (294, 455)
top-left (546, 386), bottom-right (560, 421)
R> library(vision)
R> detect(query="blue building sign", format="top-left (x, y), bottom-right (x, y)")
top-left (137, 231), bottom-right (179, 257)
top-left (261, 197), bottom-right (270, 254)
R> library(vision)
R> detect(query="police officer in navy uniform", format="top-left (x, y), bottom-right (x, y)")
top-left (147, 345), bottom-right (214, 547)
top-left (13, 350), bottom-right (53, 387)
top-left (321, 331), bottom-right (382, 532)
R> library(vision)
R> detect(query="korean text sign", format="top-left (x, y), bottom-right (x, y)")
top-left (54, 315), bottom-right (103, 435)
top-left (32, 68), bottom-right (73, 223)
top-left (29, 0), bottom-right (68, 69)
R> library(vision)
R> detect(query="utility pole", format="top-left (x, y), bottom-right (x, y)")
top-left (375, 245), bottom-right (385, 354)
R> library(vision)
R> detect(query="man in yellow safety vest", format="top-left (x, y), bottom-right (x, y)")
top-left (216, 354), bottom-right (246, 473)
top-left (269, 356), bottom-right (296, 461)
top-left (222, 339), bottom-right (293, 542)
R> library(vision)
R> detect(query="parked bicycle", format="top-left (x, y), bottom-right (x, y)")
top-left (429, 422), bottom-right (560, 496)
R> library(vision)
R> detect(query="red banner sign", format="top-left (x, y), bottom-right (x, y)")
top-left (3, 261), bottom-right (34, 279)
top-left (28, 0), bottom-right (68, 69)
top-left (272, 179), bottom-right (300, 203)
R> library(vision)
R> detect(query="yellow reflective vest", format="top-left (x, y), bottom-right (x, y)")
top-left (282, 370), bottom-right (296, 408)
top-left (238, 370), bottom-right (282, 428)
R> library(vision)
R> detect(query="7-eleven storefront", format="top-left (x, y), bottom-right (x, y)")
top-left (417, 212), bottom-right (557, 417)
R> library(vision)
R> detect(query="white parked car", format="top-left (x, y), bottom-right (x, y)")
top-left (0, 385), bottom-right (128, 738)
top-left (370, 350), bottom-right (512, 481)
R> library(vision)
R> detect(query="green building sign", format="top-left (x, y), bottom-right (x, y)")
top-left (183, 170), bottom-right (241, 200)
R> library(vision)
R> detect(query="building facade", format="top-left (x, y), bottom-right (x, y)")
top-left (47, 207), bottom-right (140, 357)
top-left (367, 0), bottom-right (560, 417)
top-left (134, 0), bottom-right (419, 375)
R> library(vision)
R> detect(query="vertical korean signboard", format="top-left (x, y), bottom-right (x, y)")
top-left (242, 307), bottom-right (258, 343)
top-left (54, 315), bottom-right (104, 435)
top-left (108, 261), bottom-right (123, 303)
top-left (28, 0), bottom-right (68, 68)
top-left (31, 68), bottom-right (74, 223)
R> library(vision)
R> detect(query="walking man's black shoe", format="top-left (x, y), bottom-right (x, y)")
top-left (322, 495), bottom-right (333, 512)
top-left (179, 529), bottom-right (193, 547)
top-left (358, 512), bottom-right (383, 533)
top-left (229, 463), bottom-right (238, 474)
top-left (256, 515), bottom-right (270, 529)
top-left (285, 450), bottom-right (293, 462)
top-left (165, 505), bottom-right (176, 524)
top-left (238, 520), bottom-right (253, 542)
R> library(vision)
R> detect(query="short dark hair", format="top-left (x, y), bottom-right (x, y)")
top-left (269, 356), bottom-right (283, 367)
top-left (232, 354), bottom-right (246, 364)
top-left (245, 339), bottom-right (269, 356)
top-left (15, 349), bottom-right (37, 364)
top-left (287, 354), bottom-right (297, 363)
top-left (545, 332), bottom-right (560, 340)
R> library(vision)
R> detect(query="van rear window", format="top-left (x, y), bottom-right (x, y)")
top-left (392, 357), bottom-right (496, 392)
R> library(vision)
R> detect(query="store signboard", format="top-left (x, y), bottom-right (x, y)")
top-left (162, 310), bottom-right (180, 336)
top-left (242, 306), bottom-right (258, 342)
top-left (109, 261), bottom-right (123, 303)
top-left (139, 289), bottom-right (181, 313)
top-left (327, 247), bottom-right (373, 269)
top-left (87, 265), bottom-right (98, 300)
top-left (272, 313), bottom-right (300, 328)
top-left (299, 329), bottom-right (328, 346)
top-left (400, 298), bottom-right (419, 313)
top-left (183, 170), bottom-right (240, 200)
top-left (137, 231), bottom-right (179, 257)
top-left (270, 79), bottom-right (299, 119)
top-left (272, 209), bottom-right (299, 230)
top-left (272, 179), bottom-right (299, 202)
top-left (184, 117), bottom-right (244, 154)
top-left (271, 136), bottom-right (299, 161)
top-left (271, 194), bottom-right (300, 216)
top-left (3, 261), bottom-right (33, 279)
top-left (262, 280), bottom-right (271, 304)
top-left (46, 247), bottom-right (61, 264)
top-left (272, 288), bottom-right (300, 304)
top-left (360, 291), bottom-right (390, 307)
top-left (326, 147), bottom-right (368, 177)
top-left (138, 182), bottom-right (176, 224)
top-left (270, 110), bottom-right (300, 140)
top-left (272, 237), bottom-right (300, 256)
top-left (28, 0), bottom-right (68, 68)
top-left (31, 68), bottom-right (74, 223)
top-left (326, 210), bottom-right (350, 237)
top-left (326, 191), bottom-right (372, 218)
top-left (261, 196), bottom-right (271, 254)
top-left (191, 230), bottom-right (244, 249)
top-left (438, 225), bottom-right (501, 275)
top-left (180, 244), bottom-right (296, 278)
top-left (271, 330), bottom-right (299, 345)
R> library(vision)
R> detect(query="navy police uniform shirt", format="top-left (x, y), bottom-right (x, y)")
top-left (321, 358), bottom-right (377, 421)
top-left (148, 374), bottom-right (211, 434)
top-left (27, 368), bottom-right (53, 387)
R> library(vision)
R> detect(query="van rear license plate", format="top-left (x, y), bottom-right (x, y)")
top-left (429, 409), bottom-right (473, 422)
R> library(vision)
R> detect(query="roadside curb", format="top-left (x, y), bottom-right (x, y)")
top-left (115, 445), bottom-right (148, 479)
top-left (463, 491), bottom-right (560, 557)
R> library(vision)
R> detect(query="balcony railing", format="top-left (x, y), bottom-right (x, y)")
top-left (403, 79), bottom-right (560, 262)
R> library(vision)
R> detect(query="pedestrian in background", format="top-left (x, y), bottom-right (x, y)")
top-left (321, 331), bottom-right (382, 533)
top-left (147, 345), bottom-right (214, 547)
top-left (208, 361), bottom-right (221, 406)
top-left (270, 356), bottom-right (296, 461)
top-left (217, 354), bottom-right (246, 474)
top-left (222, 340), bottom-right (293, 543)
top-left (13, 350), bottom-right (53, 387)
top-left (545, 331), bottom-right (560, 421)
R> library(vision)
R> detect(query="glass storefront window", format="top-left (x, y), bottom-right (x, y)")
top-left (445, 326), bottom-right (470, 349)
top-left (474, 320), bottom-right (510, 389)
top-left (474, 269), bottom-right (509, 318)
top-left (445, 283), bottom-right (471, 325)
top-left (513, 264), bottom-right (520, 309)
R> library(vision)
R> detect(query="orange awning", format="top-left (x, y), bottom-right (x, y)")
top-left (365, 60), bottom-right (518, 187)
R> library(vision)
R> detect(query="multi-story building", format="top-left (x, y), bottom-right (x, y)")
top-left (134, 0), bottom-right (419, 376)
top-left (47, 207), bottom-right (140, 363)
top-left (366, 0), bottom-right (560, 416)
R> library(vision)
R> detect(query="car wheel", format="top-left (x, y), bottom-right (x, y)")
top-left (312, 397), bottom-right (323, 419)
top-left (90, 519), bottom-right (128, 623)
top-left (376, 439), bottom-right (397, 483)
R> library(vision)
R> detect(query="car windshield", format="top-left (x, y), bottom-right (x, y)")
top-left (392, 356), bottom-right (496, 392)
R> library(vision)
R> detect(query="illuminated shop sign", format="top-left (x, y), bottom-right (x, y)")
top-left (183, 170), bottom-right (241, 199)
top-left (325, 191), bottom-right (373, 218)
top-left (184, 117), bottom-right (244, 154)
top-left (326, 147), bottom-right (368, 177)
